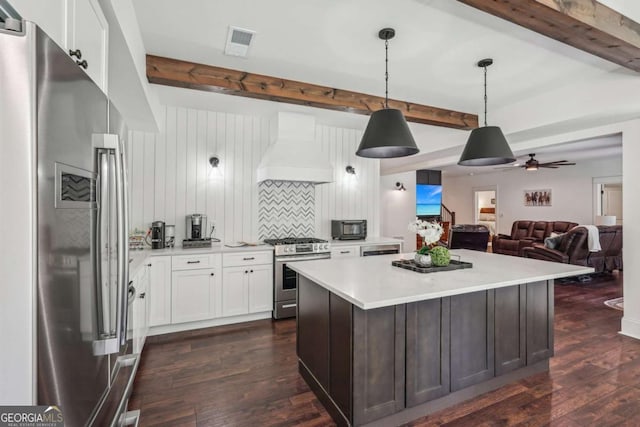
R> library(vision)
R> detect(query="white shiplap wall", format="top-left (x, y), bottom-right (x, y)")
top-left (127, 105), bottom-right (380, 243)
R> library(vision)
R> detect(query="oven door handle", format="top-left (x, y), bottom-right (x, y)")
top-left (277, 255), bottom-right (330, 262)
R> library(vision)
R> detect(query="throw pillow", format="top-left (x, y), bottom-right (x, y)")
top-left (544, 232), bottom-right (565, 249)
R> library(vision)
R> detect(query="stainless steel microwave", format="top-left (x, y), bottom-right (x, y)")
top-left (331, 220), bottom-right (367, 240)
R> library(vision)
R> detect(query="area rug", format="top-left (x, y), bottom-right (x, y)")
top-left (604, 297), bottom-right (624, 311)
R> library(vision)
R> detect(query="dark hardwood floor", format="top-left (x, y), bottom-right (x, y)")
top-left (129, 271), bottom-right (640, 426)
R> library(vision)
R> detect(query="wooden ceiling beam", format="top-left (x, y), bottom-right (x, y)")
top-left (146, 55), bottom-right (478, 130)
top-left (457, 0), bottom-right (640, 72)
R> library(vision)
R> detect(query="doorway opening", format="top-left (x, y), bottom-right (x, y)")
top-left (473, 186), bottom-right (498, 243)
top-left (593, 176), bottom-right (623, 225)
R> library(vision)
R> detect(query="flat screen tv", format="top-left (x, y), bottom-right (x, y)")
top-left (416, 184), bottom-right (442, 217)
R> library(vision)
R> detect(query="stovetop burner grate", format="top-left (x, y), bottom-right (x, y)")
top-left (264, 237), bottom-right (328, 246)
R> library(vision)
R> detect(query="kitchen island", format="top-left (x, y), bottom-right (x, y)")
top-left (287, 250), bottom-right (593, 427)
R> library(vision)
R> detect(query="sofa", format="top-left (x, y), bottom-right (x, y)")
top-left (522, 225), bottom-right (622, 273)
top-left (492, 220), bottom-right (578, 256)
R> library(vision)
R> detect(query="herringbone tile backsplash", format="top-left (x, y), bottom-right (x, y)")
top-left (258, 180), bottom-right (315, 240)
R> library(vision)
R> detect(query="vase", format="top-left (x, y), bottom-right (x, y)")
top-left (414, 253), bottom-right (432, 267)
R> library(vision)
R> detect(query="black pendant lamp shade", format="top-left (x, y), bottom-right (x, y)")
top-left (458, 126), bottom-right (514, 166)
top-left (357, 109), bottom-right (419, 158)
top-left (356, 28), bottom-right (419, 159)
top-left (458, 59), bottom-right (515, 166)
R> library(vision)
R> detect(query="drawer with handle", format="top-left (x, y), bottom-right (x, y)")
top-left (172, 254), bottom-right (216, 271)
top-left (223, 251), bottom-right (272, 267)
top-left (330, 246), bottom-right (360, 258)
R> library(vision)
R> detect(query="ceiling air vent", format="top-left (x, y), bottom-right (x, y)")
top-left (224, 26), bottom-right (256, 57)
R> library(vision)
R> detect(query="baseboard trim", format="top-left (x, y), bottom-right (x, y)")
top-left (620, 316), bottom-right (640, 340)
top-left (148, 312), bottom-right (272, 336)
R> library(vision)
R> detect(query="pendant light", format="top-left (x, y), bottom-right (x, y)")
top-left (458, 58), bottom-right (515, 166)
top-left (356, 28), bottom-right (419, 159)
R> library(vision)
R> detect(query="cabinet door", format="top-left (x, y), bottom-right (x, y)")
top-left (132, 296), bottom-right (143, 353)
top-left (248, 264), bottom-right (273, 313)
top-left (450, 290), bottom-right (495, 391)
top-left (406, 298), bottom-right (451, 406)
top-left (172, 269), bottom-right (215, 324)
top-left (148, 257), bottom-right (172, 326)
top-left (527, 280), bottom-right (554, 364)
top-left (495, 285), bottom-right (526, 376)
top-left (67, 0), bottom-right (108, 92)
top-left (352, 304), bottom-right (406, 425)
top-left (222, 267), bottom-right (249, 317)
top-left (11, 0), bottom-right (68, 48)
top-left (132, 268), bottom-right (148, 354)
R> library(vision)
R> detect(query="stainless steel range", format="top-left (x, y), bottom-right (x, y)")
top-left (264, 237), bottom-right (331, 319)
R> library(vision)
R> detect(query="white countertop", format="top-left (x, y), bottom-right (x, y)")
top-left (287, 249), bottom-right (594, 310)
top-left (128, 243), bottom-right (273, 272)
top-left (329, 237), bottom-right (404, 247)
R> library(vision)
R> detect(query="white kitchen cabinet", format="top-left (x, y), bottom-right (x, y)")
top-left (11, 0), bottom-right (108, 92)
top-left (67, 0), bottom-right (108, 92)
top-left (148, 256), bottom-right (171, 327)
top-left (132, 264), bottom-right (149, 354)
top-left (172, 253), bottom-right (215, 270)
top-left (10, 0), bottom-right (67, 47)
top-left (331, 245), bottom-right (359, 258)
top-left (221, 267), bottom-right (249, 317)
top-left (222, 253), bottom-right (273, 316)
top-left (171, 269), bottom-right (221, 324)
top-left (223, 251), bottom-right (273, 267)
top-left (248, 264), bottom-right (273, 313)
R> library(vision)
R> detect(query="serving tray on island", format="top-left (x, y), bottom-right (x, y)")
top-left (392, 258), bottom-right (473, 273)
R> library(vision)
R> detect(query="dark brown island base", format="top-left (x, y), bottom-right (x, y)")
top-left (289, 250), bottom-right (593, 426)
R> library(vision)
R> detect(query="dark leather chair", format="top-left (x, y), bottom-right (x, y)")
top-left (522, 225), bottom-right (622, 273)
top-left (600, 225), bottom-right (623, 271)
top-left (448, 224), bottom-right (490, 252)
top-left (492, 220), bottom-right (534, 256)
top-left (493, 220), bottom-right (578, 256)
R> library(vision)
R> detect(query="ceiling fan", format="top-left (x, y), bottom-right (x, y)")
top-left (495, 153), bottom-right (576, 171)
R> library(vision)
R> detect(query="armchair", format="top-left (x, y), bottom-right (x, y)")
top-left (599, 225), bottom-right (623, 271)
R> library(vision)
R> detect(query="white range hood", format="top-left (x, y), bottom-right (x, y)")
top-left (257, 112), bottom-right (334, 183)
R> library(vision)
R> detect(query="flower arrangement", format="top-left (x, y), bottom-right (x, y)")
top-left (408, 218), bottom-right (444, 254)
top-left (408, 218), bottom-right (449, 267)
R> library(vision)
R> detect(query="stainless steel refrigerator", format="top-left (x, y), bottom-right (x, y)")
top-left (0, 16), bottom-right (139, 426)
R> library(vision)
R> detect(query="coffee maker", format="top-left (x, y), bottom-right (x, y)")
top-left (151, 221), bottom-right (165, 249)
top-left (186, 214), bottom-right (207, 240)
top-left (183, 214), bottom-right (211, 248)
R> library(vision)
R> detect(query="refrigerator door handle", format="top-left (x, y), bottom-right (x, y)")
top-left (93, 134), bottom-right (129, 351)
top-left (113, 353), bottom-right (140, 427)
top-left (93, 148), bottom-right (119, 356)
top-left (113, 135), bottom-right (129, 348)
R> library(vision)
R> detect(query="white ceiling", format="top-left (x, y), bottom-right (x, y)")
top-left (439, 134), bottom-right (622, 177)
top-left (133, 0), bottom-right (628, 172)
